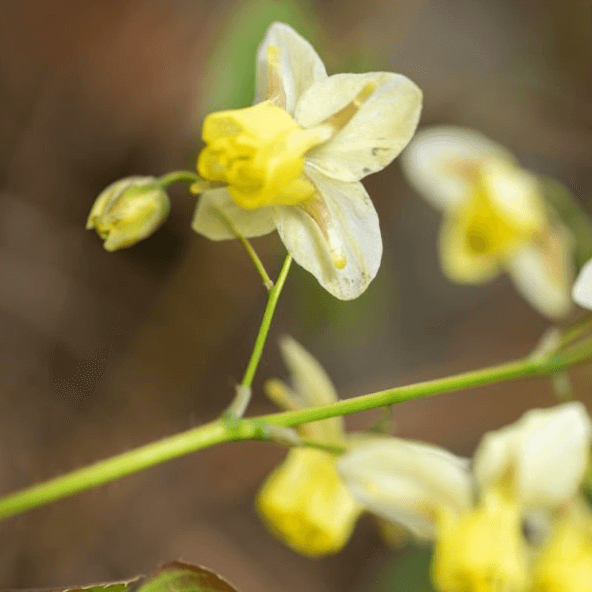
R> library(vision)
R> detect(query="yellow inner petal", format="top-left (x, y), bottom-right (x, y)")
top-left (532, 505), bottom-right (592, 592)
top-left (433, 483), bottom-right (530, 592)
top-left (198, 101), bottom-right (330, 210)
top-left (256, 448), bottom-right (361, 556)
top-left (440, 165), bottom-right (545, 283)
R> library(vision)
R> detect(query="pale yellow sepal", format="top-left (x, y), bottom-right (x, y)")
top-left (337, 438), bottom-right (472, 539)
top-left (270, 336), bottom-right (344, 443)
top-left (257, 448), bottom-right (361, 557)
top-left (474, 403), bottom-right (592, 509)
top-left (573, 258), bottom-right (592, 310)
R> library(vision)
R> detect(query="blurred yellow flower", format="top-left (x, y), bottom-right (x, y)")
top-left (401, 127), bottom-right (574, 318)
top-left (532, 502), bottom-right (592, 592)
top-left (192, 22), bottom-right (422, 299)
top-left (257, 447), bottom-right (360, 556)
top-left (339, 403), bottom-right (592, 592)
top-left (256, 337), bottom-right (361, 556)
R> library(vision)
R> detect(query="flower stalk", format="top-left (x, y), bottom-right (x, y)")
top-left (0, 333), bottom-right (591, 522)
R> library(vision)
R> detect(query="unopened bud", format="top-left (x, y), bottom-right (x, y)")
top-left (86, 176), bottom-right (170, 251)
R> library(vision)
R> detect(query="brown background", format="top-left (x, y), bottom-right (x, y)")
top-left (0, 0), bottom-right (591, 589)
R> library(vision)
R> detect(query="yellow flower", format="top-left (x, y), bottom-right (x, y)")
top-left (532, 502), bottom-right (592, 592)
top-left (401, 126), bottom-right (574, 318)
top-left (433, 482), bottom-right (530, 592)
top-left (256, 337), bottom-right (362, 556)
top-left (86, 176), bottom-right (170, 251)
top-left (338, 403), bottom-right (592, 592)
top-left (192, 23), bottom-right (422, 299)
top-left (257, 447), bottom-right (360, 556)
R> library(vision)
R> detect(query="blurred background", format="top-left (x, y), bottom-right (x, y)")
top-left (0, 0), bottom-right (591, 589)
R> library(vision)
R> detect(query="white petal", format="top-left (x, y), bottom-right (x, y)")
top-left (573, 258), bottom-right (592, 310)
top-left (338, 439), bottom-right (472, 540)
top-left (295, 72), bottom-right (422, 182)
top-left (400, 126), bottom-right (516, 211)
top-left (273, 167), bottom-right (382, 300)
top-left (278, 336), bottom-right (344, 441)
top-left (191, 188), bottom-right (276, 240)
top-left (474, 403), bottom-right (592, 508)
top-left (505, 225), bottom-right (574, 319)
top-left (255, 22), bottom-right (327, 115)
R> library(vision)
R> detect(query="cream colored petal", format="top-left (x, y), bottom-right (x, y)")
top-left (505, 225), bottom-right (574, 319)
top-left (573, 258), bottom-right (592, 310)
top-left (273, 167), bottom-right (382, 300)
top-left (338, 439), bottom-right (472, 540)
top-left (255, 22), bottom-right (327, 115)
top-left (400, 126), bottom-right (516, 211)
top-left (474, 403), bottom-right (592, 508)
top-left (295, 72), bottom-right (422, 182)
top-left (191, 188), bottom-right (276, 240)
top-left (278, 336), bottom-right (344, 442)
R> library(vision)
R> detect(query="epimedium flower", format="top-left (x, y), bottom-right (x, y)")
top-left (256, 336), bottom-right (362, 556)
top-left (401, 126), bottom-right (575, 318)
top-left (338, 403), bottom-right (592, 592)
top-left (191, 22), bottom-right (422, 300)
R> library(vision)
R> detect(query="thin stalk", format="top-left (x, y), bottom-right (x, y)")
top-left (240, 254), bottom-right (292, 388)
top-left (157, 171), bottom-right (201, 187)
top-left (223, 254), bottom-right (292, 417)
top-left (0, 335), bottom-right (590, 522)
top-left (214, 209), bottom-right (274, 290)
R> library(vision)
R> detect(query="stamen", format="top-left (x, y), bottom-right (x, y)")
top-left (266, 45), bottom-right (286, 109)
top-left (320, 82), bottom-right (377, 134)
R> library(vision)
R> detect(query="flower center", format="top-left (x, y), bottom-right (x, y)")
top-left (461, 170), bottom-right (536, 260)
top-left (198, 101), bottom-right (330, 210)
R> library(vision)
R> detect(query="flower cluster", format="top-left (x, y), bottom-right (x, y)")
top-left (339, 403), bottom-right (592, 592)
top-left (257, 336), bottom-right (592, 592)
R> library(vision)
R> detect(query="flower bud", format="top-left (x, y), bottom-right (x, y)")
top-left (86, 176), bottom-right (170, 251)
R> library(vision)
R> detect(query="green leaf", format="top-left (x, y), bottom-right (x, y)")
top-left (135, 562), bottom-right (240, 592)
top-left (0, 563), bottom-right (239, 592)
top-left (1, 576), bottom-right (141, 592)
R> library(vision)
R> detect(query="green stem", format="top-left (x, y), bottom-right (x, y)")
top-left (214, 209), bottom-right (274, 290)
top-left (157, 170), bottom-right (201, 188)
top-left (240, 254), bottom-right (292, 388)
top-left (224, 254), bottom-right (292, 417)
top-left (558, 314), bottom-right (592, 349)
top-left (0, 336), bottom-right (590, 522)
